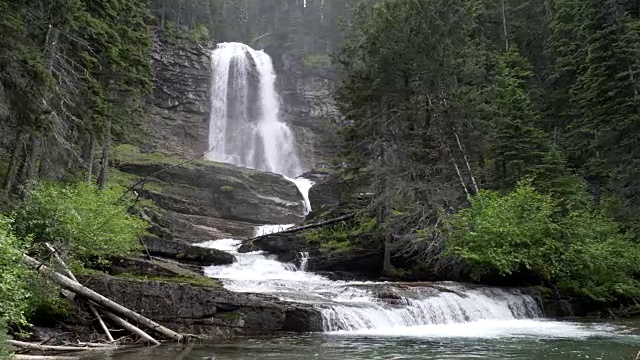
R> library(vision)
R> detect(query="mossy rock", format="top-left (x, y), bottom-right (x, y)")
top-left (220, 186), bottom-right (234, 193)
top-left (144, 237), bottom-right (236, 266)
top-left (217, 311), bottom-right (242, 321)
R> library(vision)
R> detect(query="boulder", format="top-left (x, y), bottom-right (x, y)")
top-left (110, 256), bottom-right (207, 279)
top-left (113, 147), bottom-right (305, 225)
top-left (78, 275), bottom-right (323, 337)
top-left (145, 207), bottom-right (256, 243)
top-left (240, 233), bottom-right (384, 279)
top-left (144, 236), bottom-right (235, 266)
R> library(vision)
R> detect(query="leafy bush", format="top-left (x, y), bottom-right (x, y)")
top-left (446, 182), bottom-right (640, 301)
top-left (0, 215), bottom-right (31, 328)
top-left (303, 54), bottom-right (331, 70)
top-left (0, 321), bottom-right (12, 360)
top-left (13, 182), bottom-right (147, 265)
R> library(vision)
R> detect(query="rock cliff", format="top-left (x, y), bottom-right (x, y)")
top-left (80, 275), bottom-right (323, 337)
top-left (145, 32), bottom-right (211, 159)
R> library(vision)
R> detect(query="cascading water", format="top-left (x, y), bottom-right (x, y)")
top-left (201, 233), bottom-right (542, 334)
top-left (206, 42), bottom-right (302, 178)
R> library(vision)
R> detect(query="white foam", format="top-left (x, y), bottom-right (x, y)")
top-left (331, 319), bottom-right (625, 340)
top-left (287, 176), bottom-right (315, 214)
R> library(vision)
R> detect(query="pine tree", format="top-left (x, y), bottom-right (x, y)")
top-left (487, 49), bottom-right (550, 190)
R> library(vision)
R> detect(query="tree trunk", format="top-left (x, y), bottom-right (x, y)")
top-left (97, 120), bottom-right (111, 190)
top-left (501, 0), bottom-right (509, 51)
top-left (86, 133), bottom-right (95, 183)
top-left (22, 255), bottom-right (183, 342)
top-left (161, 0), bottom-right (167, 28)
top-left (454, 132), bottom-right (479, 194)
top-left (9, 340), bottom-right (116, 352)
top-left (449, 147), bottom-right (470, 197)
top-left (44, 243), bottom-right (113, 342)
top-left (100, 309), bottom-right (161, 345)
top-left (382, 234), bottom-right (392, 275)
top-left (25, 135), bottom-right (42, 185)
top-left (14, 356), bottom-right (78, 360)
top-left (3, 131), bottom-right (28, 196)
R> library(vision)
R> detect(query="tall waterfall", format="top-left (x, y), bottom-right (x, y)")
top-left (205, 42), bottom-right (303, 178)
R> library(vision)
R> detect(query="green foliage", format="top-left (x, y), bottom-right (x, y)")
top-left (161, 21), bottom-right (211, 44)
top-left (447, 183), bottom-right (560, 278)
top-left (0, 216), bottom-right (31, 327)
top-left (117, 273), bottom-right (221, 288)
top-left (485, 49), bottom-right (550, 189)
top-left (307, 217), bottom-right (377, 253)
top-left (220, 186), bottom-right (234, 193)
top-left (447, 182), bottom-right (640, 301)
top-left (0, 321), bottom-right (12, 360)
top-left (12, 182), bottom-right (146, 264)
top-left (303, 54), bottom-right (331, 70)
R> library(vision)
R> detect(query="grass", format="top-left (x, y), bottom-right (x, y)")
top-left (303, 53), bottom-right (331, 70)
top-left (112, 144), bottom-right (207, 169)
top-left (217, 312), bottom-right (242, 321)
top-left (117, 272), bottom-right (222, 288)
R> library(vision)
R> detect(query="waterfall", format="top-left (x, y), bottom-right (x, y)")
top-left (206, 42), bottom-right (302, 178)
top-left (200, 239), bottom-right (543, 333)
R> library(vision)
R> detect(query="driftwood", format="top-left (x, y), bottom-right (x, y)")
top-left (44, 243), bottom-right (115, 342)
top-left (14, 356), bottom-right (78, 360)
top-left (243, 213), bottom-right (356, 244)
top-left (23, 255), bottom-right (184, 342)
top-left (9, 340), bottom-right (116, 352)
top-left (100, 309), bottom-right (160, 346)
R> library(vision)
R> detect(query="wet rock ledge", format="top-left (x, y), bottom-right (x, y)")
top-left (79, 274), bottom-right (323, 338)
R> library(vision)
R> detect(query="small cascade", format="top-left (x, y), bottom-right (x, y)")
top-left (201, 238), bottom-right (542, 333)
top-left (298, 252), bottom-right (309, 272)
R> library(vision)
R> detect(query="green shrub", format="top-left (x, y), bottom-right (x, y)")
top-left (0, 321), bottom-right (12, 359)
top-left (303, 53), bottom-right (331, 70)
top-left (0, 216), bottom-right (31, 328)
top-left (13, 182), bottom-right (147, 265)
top-left (446, 181), bottom-right (640, 301)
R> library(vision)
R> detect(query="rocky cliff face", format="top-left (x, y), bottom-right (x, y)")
top-left (113, 146), bottom-right (305, 247)
top-left (80, 275), bottom-right (323, 337)
top-left (145, 32), bottom-right (211, 159)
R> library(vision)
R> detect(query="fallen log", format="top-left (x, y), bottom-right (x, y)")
top-left (44, 243), bottom-right (115, 343)
top-left (100, 309), bottom-right (160, 346)
top-left (68, 342), bottom-right (117, 348)
top-left (243, 213), bottom-right (356, 244)
top-left (14, 356), bottom-right (78, 360)
top-left (22, 255), bottom-right (184, 343)
top-left (9, 340), bottom-right (116, 352)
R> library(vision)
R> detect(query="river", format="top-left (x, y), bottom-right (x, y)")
top-left (97, 327), bottom-right (640, 359)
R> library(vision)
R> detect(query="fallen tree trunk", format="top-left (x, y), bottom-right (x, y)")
top-left (22, 255), bottom-right (184, 342)
top-left (14, 356), bottom-right (78, 360)
top-left (9, 340), bottom-right (116, 352)
top-left (100, 309), bottom-right (161, 346)
top-left (44, 243), bottom-right (115, 342)
top-left (243, 213), bottom-right (356, 244)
